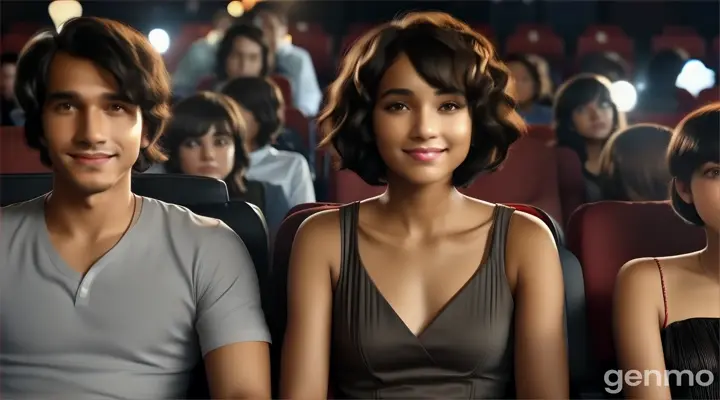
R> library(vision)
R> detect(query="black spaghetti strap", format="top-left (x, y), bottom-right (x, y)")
top-left (654, 258), bottom-right (669, 329)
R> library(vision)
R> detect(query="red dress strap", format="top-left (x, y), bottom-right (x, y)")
top-left (654, 258), bottom-right (669, 329)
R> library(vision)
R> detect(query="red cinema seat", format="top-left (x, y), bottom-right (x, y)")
top-left (555, 147), bottom-right (586, 226)
top-left (462, 137), bottom-right (564, 223)
top-left (697, 88), bottom-right (719, 106)
top-left (288, 30), bottom-right (333, 78)
top-left (566, 201), bottom-right (706, 380)
top-left (329, 169), bottom-right (385, 204)
top-left (0, 127), bottom-right (50, 174)
top-left (284, 107), bottom-right (310, 149)
top-left (271, 74), bottom-right (293, 105)
top-left (577, 26), bottom-right (634, 64)
top-left (652, 34), bottom-right (707, 59)
top-left (505, 26), bottom-right (565, 63)
top-left (527, 124), bottom-right (555, 144)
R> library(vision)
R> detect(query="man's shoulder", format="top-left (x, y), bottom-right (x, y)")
top-left (1, 195), bottom-right (45, 230)
top-left (144, 197), bottom-right (232, 238)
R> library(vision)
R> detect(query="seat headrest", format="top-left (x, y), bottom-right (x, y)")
top-left (0, 173), bottom-right (230, 207)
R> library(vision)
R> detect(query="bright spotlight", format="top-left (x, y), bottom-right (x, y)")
top-left (610, 80), bottom-right (637, 112)
top-left (227, 1), bottom-right (245, 17)
top-left (148, 29), bottom-right (170, 54)
top-left (48, 0), bottom-right (83, 32)
top-left (676, 59), bottom-right (716, 97)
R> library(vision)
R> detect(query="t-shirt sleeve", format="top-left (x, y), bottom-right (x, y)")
top-left (194, 222), bottom-right (271, 356)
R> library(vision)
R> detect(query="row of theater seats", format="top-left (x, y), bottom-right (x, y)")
top-left (0, 126), bottom-right (585, 225)
top-left (0, 172), bottom-right (706, 396)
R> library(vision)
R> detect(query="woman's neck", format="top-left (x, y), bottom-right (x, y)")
top-left (379, 178), bottom-right (462, 236)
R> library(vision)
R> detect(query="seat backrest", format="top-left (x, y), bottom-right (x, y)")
top-left (0, 173), bottom-right (230, 207)
top-left (330, 169), bottom-right (385, 203)
top-left (0, 127), bottom-right (50, 174)
top-left (286, 201), bottom-right (337, 219)
top-left (190, 201), bottom-right (269, 292)
top-left (271, 74), bottom-right (293, 106)
top-left (555, 147), bottom-right (586, 226)
top-left (527, 124), bottom-right (555, 144)
top-left (566, 201), bottom-right (706, 371)
top-left (462, 137), bottom-right (563, 222)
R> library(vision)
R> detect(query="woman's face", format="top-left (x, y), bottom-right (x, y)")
top-left (371, 53), bottom-right (472, 187)
top-left (678, 161), bottom-right (720, 231)
top-left (508, 61), bottom-right (535, 105)
top-left (178, 125), bottom-right (235, 180)
top-left (225, 36), bottom-right (264, 79)
top-left (571, 98), bottom-right (615, 141)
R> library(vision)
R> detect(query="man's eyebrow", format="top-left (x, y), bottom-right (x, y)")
top-left (45, 91), bottom-right (133, 103)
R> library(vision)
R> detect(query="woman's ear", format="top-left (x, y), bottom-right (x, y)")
top-left (674, 178), bottom-right (693, 204)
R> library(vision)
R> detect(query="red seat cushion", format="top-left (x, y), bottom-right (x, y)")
top-left (566, 201), bottom-right (706, 369)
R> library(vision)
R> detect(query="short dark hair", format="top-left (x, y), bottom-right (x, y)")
top-left (578, 52), bottom-right (629, 82)
top-left (13, 17), bottom-right (170, 172)
top-left (220, 77), bottom-right (282, 148)
top-left (553, 73), bottom-right (626, 163)
top-left (318, 11), bottom-right (526, 187)
top-left (598, 123), bottom-right (673, 201)
top-left (163, 91), bottom-right (250, 196)
top-left (1, 52), bottom-right (18, 65)
top-left (215, 22), bottom-right (271, 81)
top-left (668, 103), bottom-right (720, 226)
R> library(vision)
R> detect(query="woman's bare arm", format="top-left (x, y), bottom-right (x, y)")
top-left (279, 211), bottom-right (337, 399)
top-left (510, 213), bottom-right (570, 398)
top-left (614, 259), bottom-right (670, 400)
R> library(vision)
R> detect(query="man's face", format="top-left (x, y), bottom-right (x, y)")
top-left (1, 62), bottom-right (16, 101)
top-left (42, 52), bottom-right (145, 195)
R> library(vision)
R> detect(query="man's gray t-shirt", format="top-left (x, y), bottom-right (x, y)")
top-left (0, 195), bottom-right (271, 399)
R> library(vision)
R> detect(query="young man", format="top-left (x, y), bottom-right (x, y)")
top-left (0, 17), bottom-right (271, 399)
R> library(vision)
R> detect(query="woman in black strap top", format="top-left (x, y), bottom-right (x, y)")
top-left (280, 12), bottom-right (569, 399)
top-left (614, 103), bottom-right (720, 399)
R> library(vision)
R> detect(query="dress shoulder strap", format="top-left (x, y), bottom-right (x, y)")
top-left (654, 258), bottom-right (669, 329)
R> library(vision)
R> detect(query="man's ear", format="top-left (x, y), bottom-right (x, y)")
top-left (674, 178), bottom-right (693, 204)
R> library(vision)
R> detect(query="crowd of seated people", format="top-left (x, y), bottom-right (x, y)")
top-left (0, 6), bottom-right (718, 400)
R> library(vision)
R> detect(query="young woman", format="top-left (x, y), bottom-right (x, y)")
top-left (614, 103), bottom-right (719, 399)
top-left (554, 73), bottom-right (627, 202)
top-left (598, 123), bottom-right (673, 201)
top-left (280, 12), bottom-right (569, 399)
top-left (163, 92), bottom-right (266, 207)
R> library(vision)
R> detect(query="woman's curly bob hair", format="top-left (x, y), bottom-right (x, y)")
top-left (317, 11), bottom-right (526, 187)
top-left (667, 102), bottom-right (720, 226)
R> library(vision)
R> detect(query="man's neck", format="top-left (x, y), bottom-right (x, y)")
top-left (45, 176), bottom-right (135, 239)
